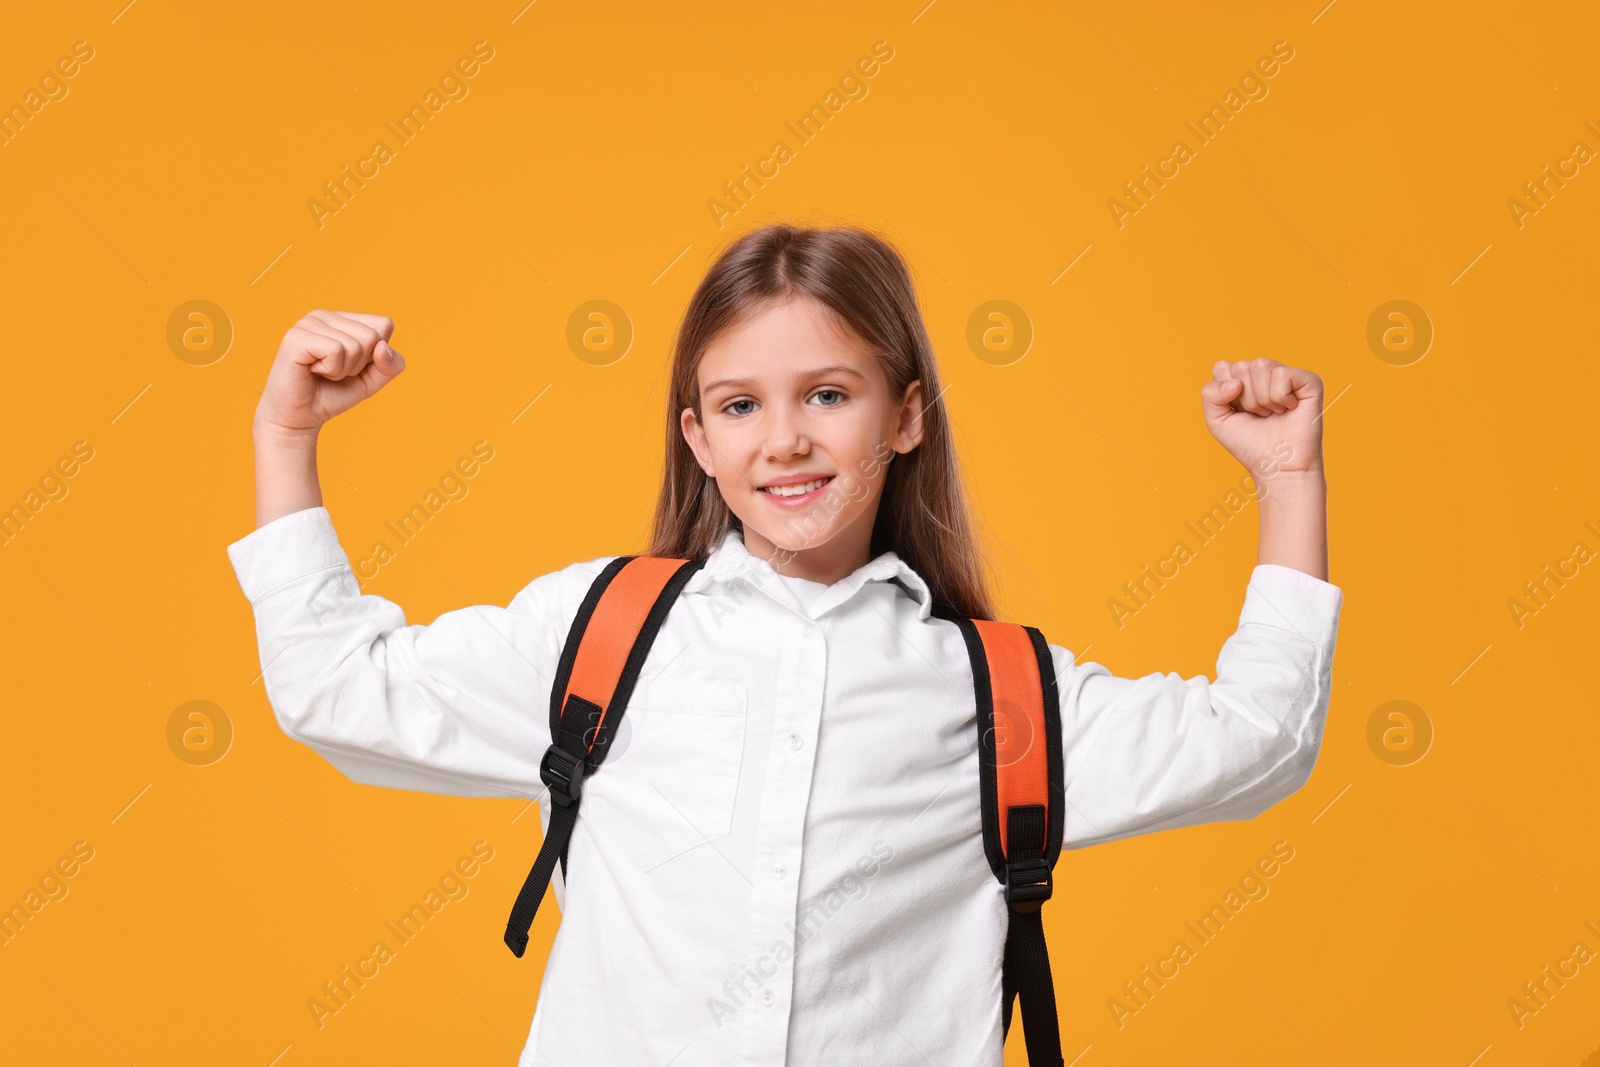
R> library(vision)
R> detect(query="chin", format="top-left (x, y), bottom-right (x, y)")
top-left (745, 513), bottom-right (841, 556)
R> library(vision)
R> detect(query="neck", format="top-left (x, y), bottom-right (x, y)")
top-left (738, 509), bottom-right (877, 586)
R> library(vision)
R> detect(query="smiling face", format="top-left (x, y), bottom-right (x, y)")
top-left (680, 295), bottom-right (925, 585)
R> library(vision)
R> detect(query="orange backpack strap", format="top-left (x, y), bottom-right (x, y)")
top-left (952, 617), bottom-right (1065, 1067)
top-left (503, 553), bottom-right (705, 957)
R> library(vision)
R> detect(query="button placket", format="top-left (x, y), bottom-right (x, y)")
top-left (743, 606), bottom-right (826, 1064)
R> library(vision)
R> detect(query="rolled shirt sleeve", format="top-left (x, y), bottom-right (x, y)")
top-left (226, 506), bottom-right (600, 802)
top-left (1055, 563), bottom-right (1344, 849)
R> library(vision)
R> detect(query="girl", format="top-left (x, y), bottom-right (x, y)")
top-left (229, 224), bottom-right (1341, 1066)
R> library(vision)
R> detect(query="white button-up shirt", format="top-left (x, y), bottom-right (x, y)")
top-left (227, 507), bottom-right (1343, 1067)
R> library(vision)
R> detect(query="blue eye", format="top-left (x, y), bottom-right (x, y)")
top-left (722, 390), bottom-right (844, 417)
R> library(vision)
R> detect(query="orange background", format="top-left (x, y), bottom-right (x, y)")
top-left (2, 1), bottom-right (1598, 1064)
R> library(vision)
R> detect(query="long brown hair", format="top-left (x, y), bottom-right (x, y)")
top-left (645, 223), bottom-right (997, 622)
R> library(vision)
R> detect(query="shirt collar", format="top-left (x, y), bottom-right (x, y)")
top-left (682, 527), bottom-right (935, 621)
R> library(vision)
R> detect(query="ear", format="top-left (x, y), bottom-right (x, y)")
top-left (681, 406), bottom-right (715, 476)
top-left (892, 379), bottom-right (926, 454)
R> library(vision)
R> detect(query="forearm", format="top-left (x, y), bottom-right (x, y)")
top-left (1257, 469), bottom-right (1328, 581)
top-left (253, 418), bottom-right (323, 529)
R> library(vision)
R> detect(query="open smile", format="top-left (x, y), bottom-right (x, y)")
top-left (757, 475), bottom-right (834, 506)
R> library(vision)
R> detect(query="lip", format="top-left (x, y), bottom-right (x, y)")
top-left (758, 472), bottom-right (834, 489)
top-left (757, 474), bottom-right (834, 507)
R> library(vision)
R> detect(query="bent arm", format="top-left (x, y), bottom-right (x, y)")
top-left (227, 506), bottom-right (598, 800)
top-left (1055, 563), bottom-right (1343, 849)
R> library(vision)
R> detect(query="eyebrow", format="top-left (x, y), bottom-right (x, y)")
top-left (701, 364), bottom-right (869, 395)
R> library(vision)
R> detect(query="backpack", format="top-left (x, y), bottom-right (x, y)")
top-left (501, 553), bottom-right (1067, 1065)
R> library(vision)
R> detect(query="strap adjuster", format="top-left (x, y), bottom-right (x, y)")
top-left (539, 744), bottom-right (586, 806)
top-left (1005, 858), bottom-right (1052, 911)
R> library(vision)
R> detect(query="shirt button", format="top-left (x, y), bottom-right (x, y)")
top-left (801, 623), bottom-right (818, 638)
top-left (773, 861), bottom-right (787, 878)
top-left (760, 988), bottom-right (776, 1006)
top-left (787, 732), bottom-right (802, 750)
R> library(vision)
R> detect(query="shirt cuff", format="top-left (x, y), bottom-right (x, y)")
top-left (1238, 563), bottom-right (1343, 651)
top-left (226, 506), bottom-right (352, 604)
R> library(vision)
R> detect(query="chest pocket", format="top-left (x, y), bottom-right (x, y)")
top-left (581, 675), bottom-right (748, 872)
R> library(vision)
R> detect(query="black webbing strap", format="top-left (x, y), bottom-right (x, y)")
top-left (502, 693), bottom-right (600, 957)
top-left (555, 696), bottom-right (604, 880)
top-left (1001, 804), bottom-right (1064, 1066)
top-left (502, 554), bottom-right (706, 959)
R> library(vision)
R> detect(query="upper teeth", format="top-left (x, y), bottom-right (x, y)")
top-left (764, 478), bottom-right (828, 497)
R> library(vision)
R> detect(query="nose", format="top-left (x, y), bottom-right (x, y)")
top-left (762, 399), bottom-right (810, 461)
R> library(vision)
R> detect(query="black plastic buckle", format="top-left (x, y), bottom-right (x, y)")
top-left (539, 744), bottom-right (586, 806)
top-left (1005, 858), bottom-right (1053, 911)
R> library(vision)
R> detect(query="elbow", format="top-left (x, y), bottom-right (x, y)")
top-left (274, 704), bottom-right (323, 748)
top-left (1240, 670), bottom-right (1332, 819)
top-left (270, 697), bottom-right (343, 761)
top-left (1246, 729), bottom-right (1324, 820)
top-left (1281, 686), bottom-right (1331, 801)
top-left (1283, 736), bottom-right (1321, 798)
top-left (262, 666), bottom-right (361, 752)
top-left (261, 619), bottom-right (406, 748)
